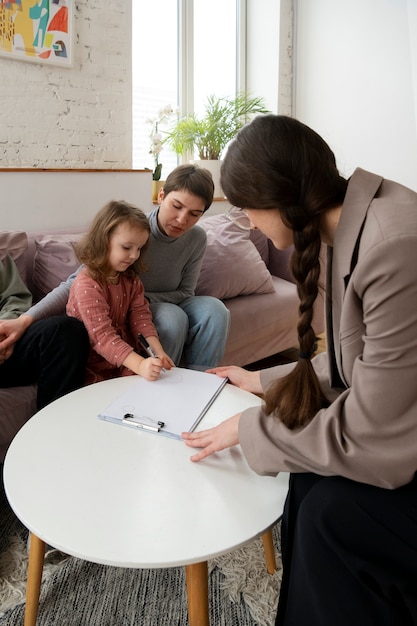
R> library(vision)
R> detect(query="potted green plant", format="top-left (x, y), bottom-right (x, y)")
top-left (165, 92), bottom-right (270, 197)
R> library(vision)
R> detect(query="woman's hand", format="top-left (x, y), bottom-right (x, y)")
top-left (206, 366), bottom-right (262, 395)
top-left (182, 413), bottom-right (241, 462)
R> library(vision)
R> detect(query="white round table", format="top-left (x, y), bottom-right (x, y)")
top-left (4, 373), bottom-right (289, 625)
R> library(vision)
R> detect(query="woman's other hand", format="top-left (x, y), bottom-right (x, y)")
top-left (182, 413), bottom-right (241, 462)
top-left (206, 366), bottom-right (262, 395)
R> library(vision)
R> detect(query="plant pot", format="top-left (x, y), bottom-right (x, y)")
top-left (191, 160), bottom-right (224, 200)
top-left (152, 180), bottom-right (165, 203)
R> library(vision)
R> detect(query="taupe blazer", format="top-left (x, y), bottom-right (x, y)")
top-left (239, 168), bottom-right (417, 488)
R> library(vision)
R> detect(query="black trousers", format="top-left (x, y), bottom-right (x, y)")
top-left (276, 472), bottom-right (417, 626)
top-left (0, 315), bottom-right (89, 409)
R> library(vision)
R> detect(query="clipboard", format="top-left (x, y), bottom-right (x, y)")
top-left (98, 368), bottom-right (228, 439)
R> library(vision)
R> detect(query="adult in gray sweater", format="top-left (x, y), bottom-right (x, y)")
top-left (0, 165), bottom-right (230, 371)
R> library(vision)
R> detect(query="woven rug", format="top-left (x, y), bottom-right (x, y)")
top-left (0, 485), bottom-right (282, 625)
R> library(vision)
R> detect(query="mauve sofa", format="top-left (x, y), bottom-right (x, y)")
top-left (0, 214), bottom-right (324, 461)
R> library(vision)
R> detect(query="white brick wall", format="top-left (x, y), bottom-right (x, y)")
top-left (0, 1), bottom-right (132, 168)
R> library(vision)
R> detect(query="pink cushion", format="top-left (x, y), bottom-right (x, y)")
top-left (33, 234), bottom-right (83, 301)
top-left (196, 214), bottom-right (274, 299)
top-left (0, 231), bottom-right (28, 283)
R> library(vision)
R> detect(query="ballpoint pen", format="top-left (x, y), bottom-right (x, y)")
top-left (138, 333), bottom-right (166, 371)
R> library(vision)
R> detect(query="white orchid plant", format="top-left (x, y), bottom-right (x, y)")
top-left (146, 104), bottom-right (175, 180)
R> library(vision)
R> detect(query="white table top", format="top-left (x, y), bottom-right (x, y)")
top-left (4, 372), bottom-right (289, 569)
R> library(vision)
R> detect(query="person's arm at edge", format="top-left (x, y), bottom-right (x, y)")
top-left (0, 267), bottom-right (81, 350)
top-left (0, 255), bottom-right (33, 358)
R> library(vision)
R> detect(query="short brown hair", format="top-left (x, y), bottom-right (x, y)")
top-left (163, 164), bottom-right (214, 211)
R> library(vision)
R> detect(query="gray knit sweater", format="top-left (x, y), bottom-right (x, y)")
top-left (141, 208), bottom-right (207, 304)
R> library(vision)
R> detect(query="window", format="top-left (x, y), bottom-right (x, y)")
top-left (132, 1), bottom-right (240, 178)
top-left (132, 0), bottom-right (178, 176)
top-left (192, 0), bottom-right (238, 118)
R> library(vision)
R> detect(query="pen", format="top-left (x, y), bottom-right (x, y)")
top-left (138, 333), bottom-right (166, 371)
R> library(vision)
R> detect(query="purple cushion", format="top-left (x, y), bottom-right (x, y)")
top-left (250, 228), bottom-right (270, 265)
top-left (196, 214), bottom-right (274, 299)
top-left (33, 234), bottom-right (83, 301)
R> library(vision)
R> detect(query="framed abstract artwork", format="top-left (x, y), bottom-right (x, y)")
top-left (0, 0), bottom-right (73, 67)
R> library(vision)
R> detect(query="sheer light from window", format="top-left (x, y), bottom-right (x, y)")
top-left (132, 1), bottom-right (238, 177)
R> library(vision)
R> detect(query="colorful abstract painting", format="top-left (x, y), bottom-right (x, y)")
top-left (0, 0), bottom-right (73, 67)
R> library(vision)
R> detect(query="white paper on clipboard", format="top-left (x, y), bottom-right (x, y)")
top-left (98, 368), bottom-right (228, 439)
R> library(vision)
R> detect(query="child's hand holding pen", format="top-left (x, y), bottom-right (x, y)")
top-left (138, 356), bottom-right (166, 381)
top-left (138, 333), bottom-right (174, 373)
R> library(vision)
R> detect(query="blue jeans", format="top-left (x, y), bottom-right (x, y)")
top-left (149, 296), bottom-right (230, 370)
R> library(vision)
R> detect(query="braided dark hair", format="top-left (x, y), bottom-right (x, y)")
top-left (221, 115), bottom-right (348, 428)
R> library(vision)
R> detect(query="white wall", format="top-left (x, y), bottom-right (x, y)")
top-left (295, 0), bottom-right (417, 191)
top-left (0, 1), bottom-right (132, 169)
top-left (246, 0), bottom-right (281, 113)
top-left (246, 0), bottom-right (294, 116)
top-left (0, 170), bottom-right (154, 232)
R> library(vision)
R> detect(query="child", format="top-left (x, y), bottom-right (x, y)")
top-left (4, 165), bottom-right (230, 373)
top-left (67, 200), bottom-right (174, 384)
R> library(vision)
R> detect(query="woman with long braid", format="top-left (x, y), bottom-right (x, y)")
top-left (183, 115), bottom-right (417, 625)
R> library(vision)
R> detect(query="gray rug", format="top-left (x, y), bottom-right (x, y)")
top-left (0, 483), bottom-right (282, 625)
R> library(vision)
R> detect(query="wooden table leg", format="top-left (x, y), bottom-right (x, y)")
top-left (185, 561), bottom-right (209, 626)
top-left (24, 533), bottom-right (45, 626)
top-left (262, 529), bottom-right (277, 574)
